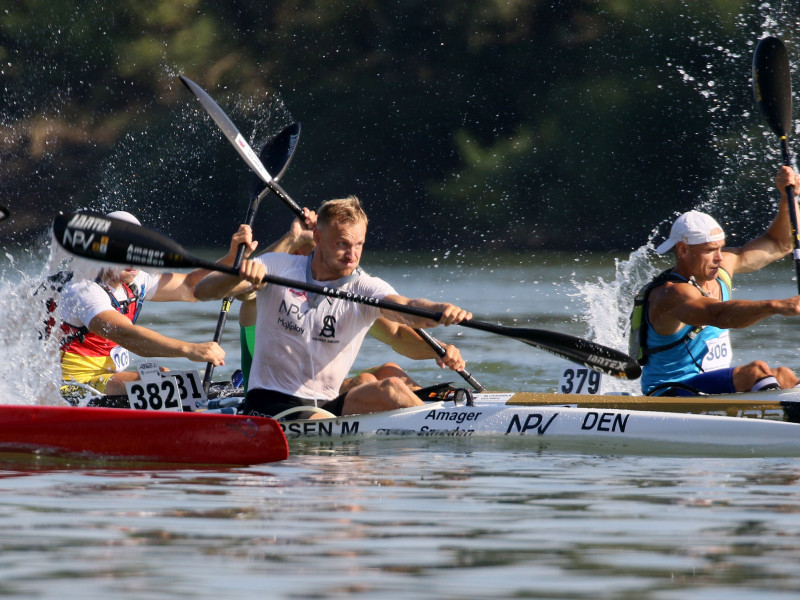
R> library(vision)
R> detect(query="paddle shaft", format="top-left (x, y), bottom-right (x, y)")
top-left (778, 138), bottom-right (800, 290)
top-left (201, 122), bottom-right (302, 391)
top-left (202, 185), bottom-right (270, 391)
top-left (53, 213), bottom-right (640, 379)
top-left (414, 327), bottom-right (485, 391)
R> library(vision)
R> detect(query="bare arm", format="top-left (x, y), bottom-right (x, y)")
top-left (379, 294), bottom-right (472, 328)
top-left (650, 280), bottom-right (800, 334)
top-left (88, 310), bottom-right (225, 365)
top-left (264, 210), bottom-right (316, 255)
top-left (368, 317), bottom-right (467, 371)
top-left (194, 259), bottom-right (265, 301)
top-left (723, 166), bottom-right (800, 274)
top-left (152, 224), bottom-right (259, 302)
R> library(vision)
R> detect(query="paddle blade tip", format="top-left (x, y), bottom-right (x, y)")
top-left (625, 362), bottom-right (642, 381)
top-left (752, 35), bottom-right (792, 138)
top-left (51, 212), bottom-right (193, 270)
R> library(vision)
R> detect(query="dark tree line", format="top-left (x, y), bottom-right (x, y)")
top-left (2, 0), bottom-right (797, 253)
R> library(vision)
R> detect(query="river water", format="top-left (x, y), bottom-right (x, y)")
top-left (1, 245), bottom-right (800, 598)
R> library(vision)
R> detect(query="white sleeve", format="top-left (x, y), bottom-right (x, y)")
top-left (134, 271), bottom-right (160, 300)
top-left (60, 282), bottom-right (114, 327)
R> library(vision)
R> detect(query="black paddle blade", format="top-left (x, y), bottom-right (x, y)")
top-left (753, 36), bottom-right (792, 139)
top-left (0, 206), bottom-right (8, 222)
top-left (249, 122), bottom-right (301, 200)
top-left (52, 212), bottom-right (205, 270)
top-left (468, 322), bottom-right (641, 380)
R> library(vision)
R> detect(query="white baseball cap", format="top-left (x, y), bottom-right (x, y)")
top-left (105, 210), bottom-right (141, 226)
top-left (655, 210), bottom-right (725, 254)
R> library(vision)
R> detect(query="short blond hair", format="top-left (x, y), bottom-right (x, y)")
top-left (317, 195), bottom-right (368, 229)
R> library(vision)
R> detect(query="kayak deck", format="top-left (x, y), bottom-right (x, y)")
top-left (0, 404), bottom-right (289, 465)
top-left (277, 395), bottom-right (800, 457)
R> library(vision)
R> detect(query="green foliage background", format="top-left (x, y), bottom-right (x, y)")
top-left (2, 0), bottom-right (798, 251)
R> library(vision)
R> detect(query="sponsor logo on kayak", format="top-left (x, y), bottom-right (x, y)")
top-left (281, 419), bottom-right (360, 438)
top-left (580, 411), bottom-right (628, 433)
top-left (424, 410), bottom-right (482, 424)
top-left (416, 426), bottom-right (475, 437)
top-left (506, 412), bottom-right (558, 435)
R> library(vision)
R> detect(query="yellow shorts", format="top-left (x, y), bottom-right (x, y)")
top-left (60, 351), bottom-right (117, 393)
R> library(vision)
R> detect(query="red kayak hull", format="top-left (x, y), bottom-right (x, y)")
top-left (0, 404), bottom-right (289, 465)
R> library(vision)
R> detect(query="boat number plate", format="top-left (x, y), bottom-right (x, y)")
top-left (558, 367), bottom-right (601, 394)
top-left (124, 363), bottom-right (205, 412)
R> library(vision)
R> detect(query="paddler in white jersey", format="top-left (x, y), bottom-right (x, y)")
top-left (195, 195), bottom-right (472, 417)
top-left (639, 166), bottom-right (800, 395)
top-left (235, 212), bottom-right (468, 396)
top-left (59, 211), bottom-right (255, 396)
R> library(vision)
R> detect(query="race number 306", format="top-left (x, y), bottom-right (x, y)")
top-left (559, 367), bottom-right (601, 394)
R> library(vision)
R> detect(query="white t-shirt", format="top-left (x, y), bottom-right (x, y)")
top-left (249, 253), bottom-right (397, 400)
top-left (60, 271), bottom-right (160, 328)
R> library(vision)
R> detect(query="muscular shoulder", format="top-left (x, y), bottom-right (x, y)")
top-left (649, 279), bottom-right (699, 310)
top-left (352, 271), bottom-right (397, 297)
top-left (257, 252), bottom-right (306, 272)
top-left (647, 279), bottom-right (704, 333)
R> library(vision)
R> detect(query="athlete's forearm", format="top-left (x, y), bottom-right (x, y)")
top-left (193, 272), bottom-right (249, 301)
top-left (700, 298), bottom-right (800, 329)
top-left (99, 323), bottom-right (193, 358)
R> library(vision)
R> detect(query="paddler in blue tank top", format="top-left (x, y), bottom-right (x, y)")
top-left (641, 166), bottom-right (800, 395)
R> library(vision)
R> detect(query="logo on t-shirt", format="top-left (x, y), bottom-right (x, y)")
top-left (319, 315), bottom-right (336, 338)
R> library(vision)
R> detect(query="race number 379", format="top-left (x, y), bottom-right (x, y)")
top-left (559, 367), bottom-right (601, 394)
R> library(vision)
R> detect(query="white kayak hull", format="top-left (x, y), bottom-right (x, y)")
top-left (278, 392), bottom-right (800, 457)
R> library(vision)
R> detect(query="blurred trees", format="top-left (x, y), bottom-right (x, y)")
top-left (1, 0), bottom-right (794, 251)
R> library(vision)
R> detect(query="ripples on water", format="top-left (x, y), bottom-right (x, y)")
top-left (1, 450), bottom-right (800, 599)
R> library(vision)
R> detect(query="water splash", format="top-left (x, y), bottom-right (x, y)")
top-left (0, 238), bottom-right (71, 405)
top-left (573, 246), bottom-right (658, 394)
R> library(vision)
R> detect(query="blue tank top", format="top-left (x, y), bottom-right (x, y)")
top-left (641, 271), bottom-right (732, 394)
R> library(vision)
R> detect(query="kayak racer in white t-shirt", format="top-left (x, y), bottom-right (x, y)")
top-left (195, 196), bottom-right (472, 417)
top-left (59, 210), bottom-right (256, 396)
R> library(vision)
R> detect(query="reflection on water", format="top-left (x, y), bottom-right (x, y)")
top-left (1, 451), bottom-right (800, 599)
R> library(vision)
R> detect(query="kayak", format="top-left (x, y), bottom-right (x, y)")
top-left (276, 391), bottom-right (800, 457)
top-left (0, 404), bottom-right (289, 466)
top-left (52, 383), bottom-right (800, 459)
top-left (498, 389), bottom-right (800, 422)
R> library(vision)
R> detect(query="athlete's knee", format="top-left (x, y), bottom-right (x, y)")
top-left (371, 362), bottom-right (406, 379)
top-left (342, 372), bottom-right (377, 392)
top-left (774, 366), bottom-right (799, 388)
top-left (376, 377), bottom-right (422, 407)
top-left (747, 360), bottom-right (772, 377)
top-left (376, 376), bottom-right (406, 394)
